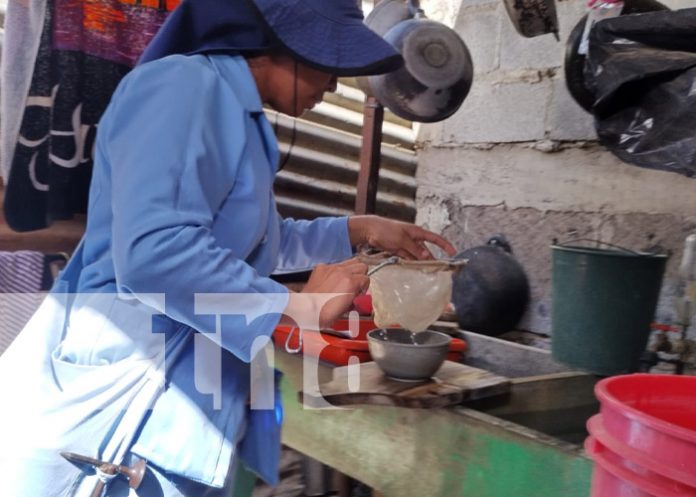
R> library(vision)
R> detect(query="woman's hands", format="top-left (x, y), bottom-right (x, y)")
top-left (303, 258), bottom-right (369, 328)
top-left (283, 258), bottom-right (369, 329)
top-left (348, 215), bottom-right (456, 260)
top-left (280, 218), bottom-right (455, 330)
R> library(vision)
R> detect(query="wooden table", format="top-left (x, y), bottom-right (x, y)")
top-left (276, 349), bottom-right (596, 497)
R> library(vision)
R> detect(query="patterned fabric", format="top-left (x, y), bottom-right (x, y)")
top-left (1, 0), bottom-right (178, 231)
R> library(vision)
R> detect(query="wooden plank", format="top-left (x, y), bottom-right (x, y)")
top-left (0, 217), bottom-right (85, 253)
top-left (302, 361), bottom-right (510, 408)
top-left (277, 350), bottom-right (593, 497)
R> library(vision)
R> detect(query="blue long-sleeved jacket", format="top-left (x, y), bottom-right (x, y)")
top-left (0, 53), bottom-right (353, 493)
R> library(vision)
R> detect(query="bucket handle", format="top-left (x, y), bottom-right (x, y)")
top-left (552, 238), bottom-right (642, 255)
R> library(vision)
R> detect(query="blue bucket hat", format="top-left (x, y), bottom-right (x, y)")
top-left (139, 0), bottom-right (402, 76)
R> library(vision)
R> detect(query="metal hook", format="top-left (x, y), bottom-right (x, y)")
top-left (284, 326), bottom-right (303, 354)
top-left (367, 256), bottom-right (400, 276)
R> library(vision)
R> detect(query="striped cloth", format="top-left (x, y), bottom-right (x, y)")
top-left (0, 251), bottom-right (47, 355)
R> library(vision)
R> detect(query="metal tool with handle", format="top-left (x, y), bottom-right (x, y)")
top-left (61, 450), bottom-right (146, 496)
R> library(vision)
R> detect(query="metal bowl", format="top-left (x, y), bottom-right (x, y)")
top-left (367, 328), bottom-right (452, 381)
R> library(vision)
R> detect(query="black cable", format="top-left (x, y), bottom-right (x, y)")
top-left (277, 59), bottom-right (298, 171)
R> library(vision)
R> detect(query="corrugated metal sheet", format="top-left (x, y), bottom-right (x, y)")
top-left (270, 78), bottom-right (417, 221)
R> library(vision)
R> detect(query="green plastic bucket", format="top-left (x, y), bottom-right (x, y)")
top-left (551, 244), bottom-right (668, 376)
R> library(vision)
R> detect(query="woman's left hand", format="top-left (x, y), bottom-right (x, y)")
top-left (348, 215), bottom-right (456, 260)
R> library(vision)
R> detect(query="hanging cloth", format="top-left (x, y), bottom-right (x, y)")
top-left (1, 0), bottom-right (178, 231)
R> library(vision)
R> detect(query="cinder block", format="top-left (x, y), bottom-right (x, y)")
top-left (453, 8), bottom-right (500, 74)
top-left (498, 0), bottom-right (598, 71)
top-left (547, 77), bottom-right (596, 141)
top-left (499, 8), bottom-right (563, 70)
top-left (415, 121), bottom-right (441, 145)
top-left (439, 77), bottom-right (551, 143)
top-left (555, 0), bottom-right (593, 39)
top-left (438, 0), bottom-right (499, 12)
top-left (658, 0), bottom-right (694, 9)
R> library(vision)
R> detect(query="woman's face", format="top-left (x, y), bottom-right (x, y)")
top-left (261, 54), bottom-right (338, 117)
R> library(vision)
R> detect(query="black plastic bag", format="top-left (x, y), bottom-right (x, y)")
top-left (585, 9), bottom-right (696, 177)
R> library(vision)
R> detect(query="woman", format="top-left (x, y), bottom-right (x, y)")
top-left (0, 0), bottom-right (456, 495)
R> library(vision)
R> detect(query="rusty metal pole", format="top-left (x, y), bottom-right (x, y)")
top-left (354, 96), bottom-right (385, 215)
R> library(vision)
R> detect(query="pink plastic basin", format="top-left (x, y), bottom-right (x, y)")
top-left (585, 436), bottom-right (696, 497)
top-left (594, 374), bottom-right (696, 482)
top-left (588, 415), bottom-right (696, 488)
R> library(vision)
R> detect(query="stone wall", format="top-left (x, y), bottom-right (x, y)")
top-left (415, 0), bottom-right (696, 334)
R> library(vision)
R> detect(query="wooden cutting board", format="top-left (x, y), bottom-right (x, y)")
top-left (300, 361), bottom-right (510, 409)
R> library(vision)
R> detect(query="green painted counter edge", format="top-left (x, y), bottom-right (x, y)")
top-left (276, 351), bottom-right (593, 497)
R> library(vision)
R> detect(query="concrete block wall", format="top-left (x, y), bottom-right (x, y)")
top-left (418, 0), bottom-right (596, 145)
top-left (415, 0), bottom-right (696, 335)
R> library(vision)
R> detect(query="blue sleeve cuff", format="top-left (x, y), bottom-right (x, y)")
top-left (275, 215), bottom-right (354, 273)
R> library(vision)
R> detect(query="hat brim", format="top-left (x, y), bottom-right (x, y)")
top-left (250, 0), bottom-right (403, 77)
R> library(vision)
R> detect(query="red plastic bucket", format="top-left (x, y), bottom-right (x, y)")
top-left (585, 436), bottom-right (696, 497)
top-left (588, 415), bottom-right (696, 488)
top-left (585, 374), bottom-right (696, 497)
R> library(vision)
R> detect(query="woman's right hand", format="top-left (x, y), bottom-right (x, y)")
top-left (283, 258), bottom-right (369, 329)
